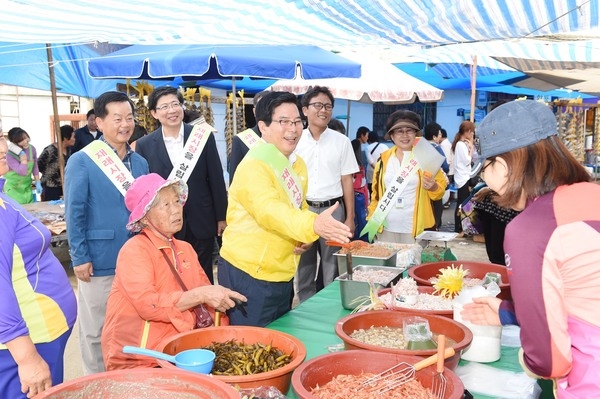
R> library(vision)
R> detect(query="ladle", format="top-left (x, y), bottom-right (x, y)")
top-left (122, 345), bottom-right (215, 374)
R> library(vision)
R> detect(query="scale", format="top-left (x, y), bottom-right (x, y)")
top-left (416, 231), bottom-right (458, 250)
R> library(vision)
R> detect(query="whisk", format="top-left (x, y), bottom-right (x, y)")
top-left (432, 334), bottom-right (448, 398)
top-left (361, 346), bottom-right (455, 393)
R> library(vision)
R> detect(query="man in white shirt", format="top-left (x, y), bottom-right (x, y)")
top-left (294, 86), bottom-right (359, 302)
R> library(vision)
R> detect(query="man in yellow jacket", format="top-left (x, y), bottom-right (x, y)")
top-left (218, 91), bottom-right (352, 327)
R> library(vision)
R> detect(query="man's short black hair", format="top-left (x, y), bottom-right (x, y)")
top-left (147, 86), bottom-right (184, 111)
top-left (255, 91), bottom-right (298, 126)
top-left (424, 122), bottom-right (442, 141)
top-left (94, 91), bottom-right (135, 119)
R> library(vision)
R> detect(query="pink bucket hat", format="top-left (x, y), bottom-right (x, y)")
top-left (125, 173), bottom-right (188, 232)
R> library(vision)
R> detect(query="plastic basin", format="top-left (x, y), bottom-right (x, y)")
top-left (408, 261), bottom-right (511, 300)
top-left (156, 326), bottom-right (306, 394)
top-left (335, 310), bottom-right (472, 370)
top-left (33, 368), bottom-right (239, 398)
top-left (378, 286), bottom-right (454, 319)
top-left (292, 350), bottom-right (464, 399)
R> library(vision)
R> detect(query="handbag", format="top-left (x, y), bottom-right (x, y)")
top-left (143, 232), bottom-right (213, 328)
top-left (158, 249), bottom-right (214, 328)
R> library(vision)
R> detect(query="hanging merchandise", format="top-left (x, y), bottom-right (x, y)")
top-left (237, 89), bottom-right (246, 134)
top-left (225, 92), bottom-right (235, 157)
top-left (224, 91), bottom-right (246, 158)
top-left (555, 99), bottom-right (586, 163)
top-left (131, 81), bottom-right (156, 133)
top-left (199, 88), bottom-right (214, 126)
top-left (182, 87), bottom-right (198, 113)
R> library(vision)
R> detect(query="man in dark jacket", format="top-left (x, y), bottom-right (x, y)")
top-left (72, 109), bottom-right (103, 153)
top-left (135, 86), bottom-right (228, 283)
top-left (228, 90), bottom-right (268, 185)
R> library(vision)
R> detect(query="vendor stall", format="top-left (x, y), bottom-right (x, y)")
top-left (267, 281), bottom-right (546, 399)
top-left (21, 201), bottom-right (66, 243)
top-left (553, 98), bottom-right (600, 177)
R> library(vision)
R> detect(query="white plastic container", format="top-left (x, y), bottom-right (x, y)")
top-left (453, 285), bottom-right (502, 363)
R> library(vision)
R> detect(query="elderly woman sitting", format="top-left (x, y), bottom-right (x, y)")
top-left (102, 173), bottom-right (246, 370)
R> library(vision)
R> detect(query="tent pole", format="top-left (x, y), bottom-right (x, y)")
top-left (470, 55), bottom-right (477, 123)
top-left (346, 101), bottom-right (351, 135)
top-left (46, 43), bottom-right (65, 199)
top-left (232, 78), bottom-right (237, 135)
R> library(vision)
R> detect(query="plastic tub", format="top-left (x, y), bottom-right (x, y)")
top-left (335, 265), bottom-right (403, 310)
top-left (408, 261), bottom-right (511, 300)
top-left (292, 350), bottom-right (464, 399)
top-left (34, 368), bottom-right (239, 399)
top-left (378, 286), bottom-right (454, 319)
top-left (156, 326), bottom-right (306, 394)
top-left (335, 310), bottom-right (472, 370)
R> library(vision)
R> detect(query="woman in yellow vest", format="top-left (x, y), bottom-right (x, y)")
top-left (367, 110), bottom-right (447, 243)
top-left (4, 127), bottom-right (41, 204)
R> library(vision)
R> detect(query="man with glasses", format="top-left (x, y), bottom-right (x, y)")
top-left (294, 86), bottom-right (359, 303)
top-left (218, 91), bottom-right (351, 326)
top-left (135, 86), bottom-right (228, 284)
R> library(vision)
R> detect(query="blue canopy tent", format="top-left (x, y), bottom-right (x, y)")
top-left (0, 42), bottom-right (124, 98)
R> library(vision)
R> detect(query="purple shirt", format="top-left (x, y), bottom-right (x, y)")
top-left (0, 178), bottom-right (76, 347)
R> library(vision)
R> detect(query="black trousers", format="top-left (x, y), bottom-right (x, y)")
top-left (431, 199), bottom-right (443, 230)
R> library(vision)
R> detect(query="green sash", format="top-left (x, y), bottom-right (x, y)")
top-left (247, 143), bottom-right (303, 208)
top-left (360, 151), bottom-right (420, 242)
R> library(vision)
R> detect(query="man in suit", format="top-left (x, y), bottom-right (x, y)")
top-left (72, 109), bottom-right (103, 153)
top-left (135, 86), bottom-right (228, 283)
top-left (228, 90), bottom-right (268, 185)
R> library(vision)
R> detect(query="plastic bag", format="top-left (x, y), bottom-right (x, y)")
top-left (455, 362), bottom-right (541, 399)
top-left (239, 386), bottom-right (287, 399)
top-left (394, 243), bottom-right (422, 270)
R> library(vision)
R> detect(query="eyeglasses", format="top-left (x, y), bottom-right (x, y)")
top-left (308, 102), bottom-right (333, 111)
top-left (391, 128), bottom-right (417, 136)
top-left (274, 119), bottom-right (304, 128)
top-left (156, 102), bottom-right (183, 112)
top-left (480, 157), bottom-right (497, 176)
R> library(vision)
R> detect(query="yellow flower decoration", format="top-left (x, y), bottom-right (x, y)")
top-left (433, 264), bottom-right (469, 299)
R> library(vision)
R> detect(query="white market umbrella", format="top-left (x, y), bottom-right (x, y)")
top-left (268, 54), bottom-right (443, 103)
top-left (268, 53), bottom-right (443, 131)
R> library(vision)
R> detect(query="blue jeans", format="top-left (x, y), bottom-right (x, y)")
top-left (354, 191), bottom-right (368, 241)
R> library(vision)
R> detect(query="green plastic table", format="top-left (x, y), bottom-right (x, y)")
top-left (267, 281), bottom-right (549, 399)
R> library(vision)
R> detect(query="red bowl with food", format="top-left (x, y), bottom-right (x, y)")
top-left (292, 350), bottom-right (464, 399)
top-left (335, 310), bottom-right (472, 370)
top-left (408, 261), bottom-right (511, 300)
top-left (156, 326), bottom-right (306, 395)
top-left (378, 286), bottom-right (454, 319)
top-left (34, 368), bottom-right (239, 399)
